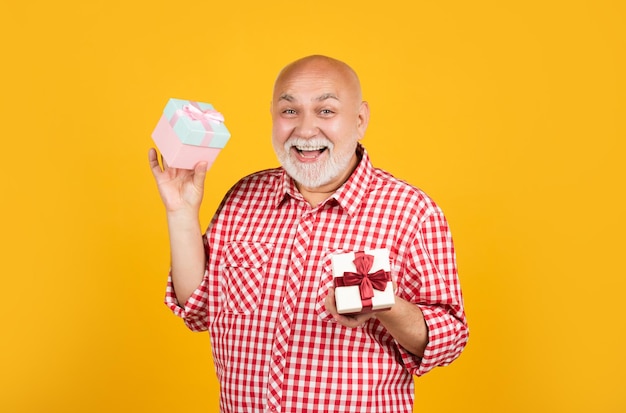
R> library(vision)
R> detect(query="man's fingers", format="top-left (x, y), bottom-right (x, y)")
top-left (325, 287), bottom-right (337, 314)
top-left (148, 148), bottom-right (163, 176)
top-left (160, 153), bottom-right (170, 170)
top-left (193, 162), bottom-right (208, 189)
top-left (335, 313), bottom-right (369, 328)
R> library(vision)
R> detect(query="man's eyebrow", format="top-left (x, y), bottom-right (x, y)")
top-left (277, 93), bottom-right (339, 102)
top-left (279, 94), bottom-right (295, 102)
top-left (316, 93), bottom-right (339, 101)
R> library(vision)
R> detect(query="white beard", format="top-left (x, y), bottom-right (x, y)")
top-left (275, 136), bottom-right (357, 189)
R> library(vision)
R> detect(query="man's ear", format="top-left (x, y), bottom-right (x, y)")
top-left (357, 101), bottom-right (370, 137)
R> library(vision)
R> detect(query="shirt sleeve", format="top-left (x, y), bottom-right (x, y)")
top-left (164, 268), bottom-right (212, 332)
top-left (396, 211), bottom-right (469, 376)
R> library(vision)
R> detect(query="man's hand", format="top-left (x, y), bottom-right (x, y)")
top-left (325, 283), bottom-right (428, 356)
top-left (148, 148), bottom-right (208, 214)
top-left (324, 287), bottom-right (376, 328)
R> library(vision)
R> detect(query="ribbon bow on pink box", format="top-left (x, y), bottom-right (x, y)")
top-left (178, 104), bottom-right (225, 125)
top-left (162, 98), bottom-right (230, 148)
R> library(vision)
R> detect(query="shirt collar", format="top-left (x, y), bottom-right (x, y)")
top-left (329, 144), bottom-right (373, 217)
top-left (273, 169), bottom-right (300, 208)
top-left (272, 144), bottom-right (374, 217)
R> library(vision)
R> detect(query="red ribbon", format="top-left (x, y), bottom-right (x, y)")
top-left (335, 251), bottom-right (390, 301)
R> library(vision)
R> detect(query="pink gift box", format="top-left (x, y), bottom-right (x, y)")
top-left (151, 98), bottom-right (230, 170)
top-left (331, 248), bottom-right (395, 315)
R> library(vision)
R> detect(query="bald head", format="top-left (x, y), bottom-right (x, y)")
top-left (273, 55), bottom-right (363, 104)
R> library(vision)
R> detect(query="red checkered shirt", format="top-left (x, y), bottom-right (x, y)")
top-left (165, 145), bottom-right (468, 413)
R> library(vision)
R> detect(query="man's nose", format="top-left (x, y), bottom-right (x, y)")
top-left (295, 112), bottom-right (318, 138)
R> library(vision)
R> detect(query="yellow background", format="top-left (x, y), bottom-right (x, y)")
top-left (1, 1), bottom-right (624, 412)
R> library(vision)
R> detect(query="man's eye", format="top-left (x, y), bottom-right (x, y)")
top-left (320, 109), bottom-right (334, 115)
top-left (283, 109), bottom-right (296, 115)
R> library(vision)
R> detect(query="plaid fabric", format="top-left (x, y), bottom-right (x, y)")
top-left (165, 145), bottom-right (468, 413)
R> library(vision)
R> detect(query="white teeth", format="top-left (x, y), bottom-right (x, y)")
top-left (295, 145), bottom-right (326, 151)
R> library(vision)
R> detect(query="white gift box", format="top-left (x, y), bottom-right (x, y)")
top-left (331, 248), bottom-right (395, 315)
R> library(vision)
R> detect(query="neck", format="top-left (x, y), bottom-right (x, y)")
top-left (297, 186), bottom-right (338, 208)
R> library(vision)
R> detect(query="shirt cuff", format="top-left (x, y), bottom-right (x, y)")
top-left (400, 304), bottom-right (469, 376)
top-left (164, 270), bottom-right (210, 332)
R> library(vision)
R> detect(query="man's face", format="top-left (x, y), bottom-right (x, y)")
top-left (271, 60), bottom-right (369, 190)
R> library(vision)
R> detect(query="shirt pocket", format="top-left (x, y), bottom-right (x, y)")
top-left (220, 241), bottom-right (274, 315)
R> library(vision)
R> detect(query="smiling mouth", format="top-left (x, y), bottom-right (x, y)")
top-left (294, 145), bottom-right (328, 159)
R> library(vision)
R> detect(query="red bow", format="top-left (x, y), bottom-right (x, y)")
top-left (340, 252), bottom-right (390, 299)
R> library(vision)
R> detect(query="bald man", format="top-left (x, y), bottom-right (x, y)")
top-left (149, 55), bottom-right (468, 413)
